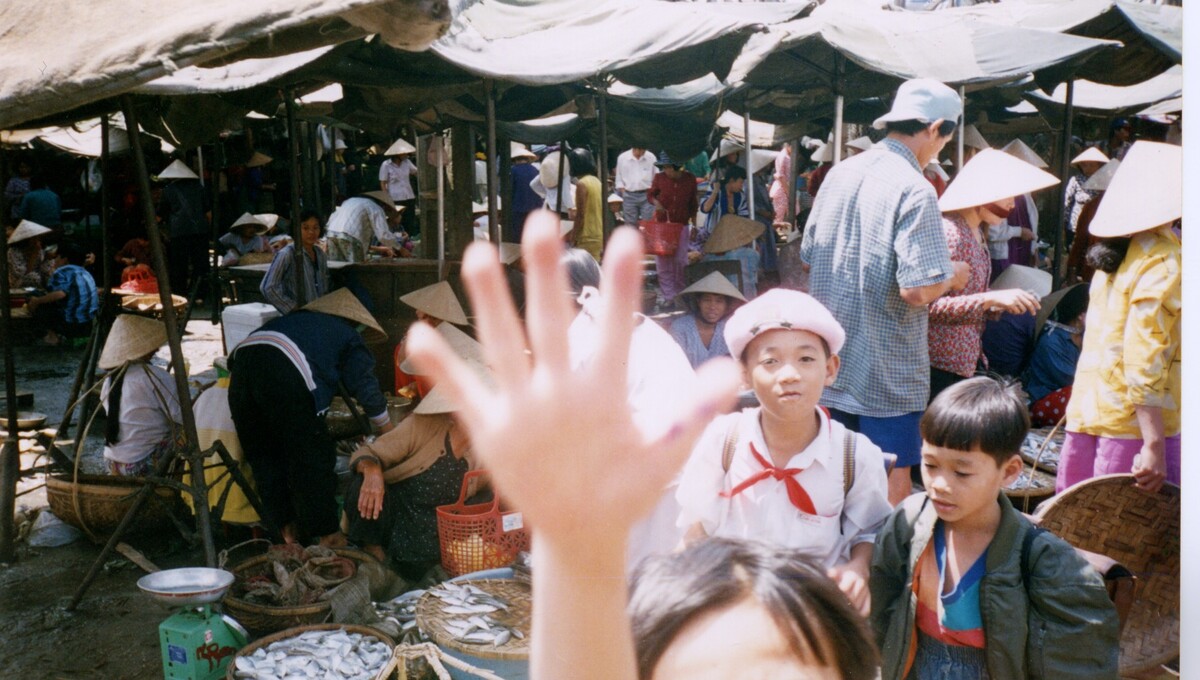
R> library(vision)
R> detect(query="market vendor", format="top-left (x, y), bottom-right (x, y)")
top-left (218, 213), bottom-right (271, 267)
top-left (345, 382), bottom-right (484, 581)
top-left (324, 190), bottom-right (410, 263)
top-left (98, 315), bottom-right (185, 476)
top-left (260, 210), bottom-right (330, 314)
top-left (6, 219), bottom-right (54, 289)
top-left (228, 288), bottom-right (393, 546)
top-left (26, 240), bottom-right (98, 346)
top-left (699, 214), bottom-right (763, 300)
top-left (393, 280), bottom-right (470, 397)
top-left (1023, 283), bottom-right (1088, 427)
top-left (668, 271), bottom-right (746, 369)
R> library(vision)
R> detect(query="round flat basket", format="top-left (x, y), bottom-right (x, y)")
top-left (45, 473), bottom-right (178, 539)
top-left (223, 548), bottom-right (375, 637)
top-left (417, 579), bottom-right (530, 665)
top-left (225, 624), bottom-right (396, 680)
top-left (1003, 465), bottom-right (1056, 503)
top-left (1019, 426), bottom-right (1064, 474)
top-left (1034, 474), bottom-right (1180, 675)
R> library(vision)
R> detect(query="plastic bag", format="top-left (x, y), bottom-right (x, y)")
top-left (28, 509), bottom-right (83, 547)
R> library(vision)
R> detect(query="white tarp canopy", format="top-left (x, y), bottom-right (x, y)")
top-left (0, 0), bottom-right (453, 130)
top-left (133, 47), bottom-right (339, 96)
top-left (1023, 65), bottom-right (1182, 117)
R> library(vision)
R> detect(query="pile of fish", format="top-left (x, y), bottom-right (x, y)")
top-left (231, 545), bottom-right (356, 607)
top-left (429, 582), bottom-right (524, 647)
top-left (230, 629), bottom-right (391, 680)
top-left (1021, 429), bottom-right (1062, 472)
top-left (374, 589), bottom-right (422, 636)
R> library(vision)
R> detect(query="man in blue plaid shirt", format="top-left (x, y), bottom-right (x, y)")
top-left (800, 79), bottom-right (970, 504)
top-left (27, 240), bottom-right (98, 346)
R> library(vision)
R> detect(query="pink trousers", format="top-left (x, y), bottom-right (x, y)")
top-left (1056, 431), bottom-right (1181, 493)
top-left (655, 224), bottom-right (690, 303)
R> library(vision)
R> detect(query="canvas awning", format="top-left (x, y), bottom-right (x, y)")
top-left (0, 0), bottom-right (454, 130)
top-left (1023, 65), bottom-right (1182, 118)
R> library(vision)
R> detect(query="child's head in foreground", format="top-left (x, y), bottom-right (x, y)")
top-left (919, 377), bottom-right (1029, 524)
top-left (630, 538), bottom-right (879, 680)
top-left (724, 289), bottom-right (844, 419)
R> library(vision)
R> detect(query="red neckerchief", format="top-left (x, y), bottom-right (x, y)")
top-left (720, 442), bottom-right (817, 515)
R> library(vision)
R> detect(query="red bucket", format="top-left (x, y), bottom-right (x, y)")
top-left (638, 220), bottom-right (684, 256)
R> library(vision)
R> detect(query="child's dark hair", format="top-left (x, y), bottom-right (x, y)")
top-left (921, 376), bottom-right (1029, 465)
top-left (1055, 284), bottom-right (1089, 325)
top-left (629, 538), bottom-right (879, 680)
top-left (56, 240), bottom-right (87, 266)
top-left (723, 165), bottom-right (747, 182)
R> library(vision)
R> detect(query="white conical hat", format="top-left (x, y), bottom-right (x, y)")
top-left (749, 149), bottom-right (778, 174)
top-left (399, 281), bottom-right (469, 326)
top-left (939, 149), bottom-right (1059, 212)
top-left (1089, 141), bottom-right (1181, 238)
top-left (498, 242), bottom-right (522, 265)
top-left (401, 322), bottom-right (484, 374)
top-left (962, 124), bottom-right (989, 151)
top-left (1071, 147), bottom-right (1110, 165)
top-left (676, 270), bottom-right (747, 303)
top-left (846, 136), bottom-right (874, 152)
top-left (510, 143), bottom-right (537, 160)
top-left (302, 288), bottom-right (388, 344)
top-left (810, 143), bottom-right (833, 163)
top-left (992, 264), bottom-right (1052, 298)
top-left (1083, 159), bottom-right (1120, 192)
top-left (245, 151), bottom-right (273, 168)
top-left (539, 151), bottom-right (570, 189)
top-left (7, 220), bottom-right (52, 245)
top-left (230, 213), bottom-right (268, 234)
top-left (361, 190), bottom-right (398, 212)
top-left (1000, 139), bottom-right (1048, 169)
top-left (385, 138), bottom-right (416, 156)
top-left (157, 159), bottom-right (199, 180)
top-left (98, 315), bottom-right (168, 370)
top-left (709, 138), bottom-right (745, 163)
top-left (254, 213), bottom-right (280, 230)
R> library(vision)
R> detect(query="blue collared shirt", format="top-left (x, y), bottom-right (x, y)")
top-left (47, 264), bottom-right (98, 324)
top-left (800, 138), bottom-right (953, 415)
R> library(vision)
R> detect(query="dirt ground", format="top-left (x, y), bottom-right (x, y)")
top-left (2, 309), bottom-right (230, 679)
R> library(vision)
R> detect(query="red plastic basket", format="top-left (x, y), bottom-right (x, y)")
top-left (436, 470), bottom-right (530, 577)
top-left (638, 220), bottom-right (684, 256)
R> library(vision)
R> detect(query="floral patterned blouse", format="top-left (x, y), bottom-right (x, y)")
top-left (928, 213), bottom-right (994, 378)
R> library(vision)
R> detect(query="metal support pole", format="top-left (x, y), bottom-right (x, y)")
top-left (0, 157), bottom-right (18, 562)
top-left (119, 94), bottom-right (215, 565)
top-left (1053, 80), bottom-right (1076, 288)
top-left (598, 86), bottom-right (612, 240)
top-left (485, 80), bottom-right (501, 244)
top-left (209, 140), bottom-right (224, 324)
top-left (100, 117), bottom-right (113, 291)
top-left (327, 133), bottom-right (338, 214)
top-left (833, 54), bottom-right (845, 165)
top-left (957, 86), bottom-right (966, 174)
top-left (555, 139), bottom-right (567, 218)
top-left (743, 111), bottom-right (754, 216)
top-left (436, 134), bottom-right (446, 281)
top-left (787, 137), bottom-right (801, 230)
top-left (285, 91), bottom-right (307, 307)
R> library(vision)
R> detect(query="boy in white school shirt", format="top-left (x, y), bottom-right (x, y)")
top-left (676, 289), bottom-right (892, 614)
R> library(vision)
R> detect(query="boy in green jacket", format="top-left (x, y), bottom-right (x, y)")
top-left (870, 377), bottom-right (1118, 679)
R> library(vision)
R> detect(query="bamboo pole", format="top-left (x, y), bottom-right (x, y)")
top-left (285, 91), bottom-right (307, 307)
top-left (1052, 80), bottom-right (1076, 289)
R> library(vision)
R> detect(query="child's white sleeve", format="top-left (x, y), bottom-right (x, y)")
top-left (674, 415), bottom-right (733, 534)
top-left (842, 433), bottom-right (893, 546)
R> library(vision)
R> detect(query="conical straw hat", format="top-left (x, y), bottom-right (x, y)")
top-left (962, 124), bottom-right (990, 151)
top-left (809, 143), bottom-right (833, 163)
top-left (1083, 159), bottom-right (1120, 192)
top-left (749, 149), bottom-right (778, 174)
top-left (245, 151), bottom-right (273, 168)
top-left (703, 214), bottom-right (765, 254)
top-left (1034, 282), bottom-right (1088, 339)
top-left (254, 213), bottom-right (280, 230)
top-left (510, 143), bottom-right (537, 160)
top-left (413, 362), bottom-right (493, 414)
top-left (846, 136), bottom-right (874, 152)
top-left (991, 264), bottom-right (1052, 298)
top-left (709, 138), bottom-right (745, 162)
top-left (401, 322), bottom-right (484, 374)
top-left (385, 138), bottom-right (416, 156)
top-left (157, 159), bottom-right (199, 180)
top-left (676, 270), bottom-right (748, 303)
top-left (1071, 147), bottom-right (1110, 165)
top-left (939, 149), bottom-right (1059, 212)
top-left (7, 220), bottom-right (52, 245)
top-left (98, 315), bottom-right (168, 370)
top-left (1000, 139), bottom-right (1048, 169)
top-left (302, 288), bottom-right (388, 344)
top-left (1089, 141), bottom-right (1181, 238)
top-left (399, 281), bottom-right (469, 326)
top-left (230, 213), bottom-right (268, 235)
top-left (361, 190), bottom-right (398, 212)
top-left (539, 151), bottom-right (570, 189)
top-left (498, 242), bottom-right (522, 265)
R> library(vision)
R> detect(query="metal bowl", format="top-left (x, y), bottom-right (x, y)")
top-left (137, 568), bottom-right (235, 608)
top-left (0, 411), bottom-right (47, 431)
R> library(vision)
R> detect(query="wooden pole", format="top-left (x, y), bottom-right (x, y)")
top-left (598, 86), bottom-right (612, 240)
top-left (0, 146), bottom-right (18, 562)
top-left (100, 117), bottom-right (113, 290)
top-left (787, 137), bottom-right (801, 230)
top-left (743, 112), bottom-right (754, 216)
top-left (485, 80), bottom-right (501, 244)
top-left (285, 91), bottom-right (307, 307)
top-left (437, 134), bottom-right (446, 281)
top-left (555, 140), bottom-right (567, 218)
top-left (957, 86), bottom-right (966, 174)
top-left (833, 54), bottom-right (845, 165)
top-left (119, 94), bottom-right (216, 566)
top-left (1053, 80), bottom-right (1075, 289)
top-left (208, 140), bottom-right (223, 324)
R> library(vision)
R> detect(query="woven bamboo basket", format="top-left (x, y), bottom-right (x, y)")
top-left (225, 624), bottom-right (396, 680)
top-left (45, 473), bottom-right (178, 539)
top-left (416, 578), bottom-right (530, 675)
top-left (1034, 474), bottom-right (1180, 676)
top-left (223, 548), bottom-right (376, 637)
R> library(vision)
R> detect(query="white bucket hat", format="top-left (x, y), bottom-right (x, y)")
top-left (872, 78), bottom-right (962, 130)
top-left (962, 124), bottom-right (990, 151)
top-left (385, 138), bottom-right (416, 156)
top-left (991, 264), bottom-right (1052, 298)
top-left (1083, 159), bottom-right (1120, 192)
top-left (1071, 147), bottom-right (1110, 166)
top-left (157, 159), bottom-right (199, 180)
top-left (939, 149), bottom-right (1059, 213)
top-left (1000, 139), bottom-right (1048, 169)
top-left (7, 220), bottom-right (52, 245)
top-left (606, 193), bottom-right (623, 204)
top-left (1089, 141), bottom-right (1180, 238)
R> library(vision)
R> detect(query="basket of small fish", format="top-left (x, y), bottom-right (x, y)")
top-left (1003, 464), bottom-right (1057, 512)
top-left (223, 544), bottom-right (366, 636)
top-left (416, 579), bottom-right (530, 679)
top-left (226, 624), bottom-right (396, 680)
top-left (1019, 425), bottom-right (1065, 474)
top-left (436, 471), bottom-right (530, 577)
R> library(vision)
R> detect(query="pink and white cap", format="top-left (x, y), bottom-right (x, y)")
top-left (723, 289), bottom-right (845, 360)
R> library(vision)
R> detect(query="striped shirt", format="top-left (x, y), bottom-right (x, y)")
top-left (800, 138), bottom-right (953, 415)
top-left (47, 264), bottom-right (98, 324)
top-left (260, 244), bottom-right (329, 314)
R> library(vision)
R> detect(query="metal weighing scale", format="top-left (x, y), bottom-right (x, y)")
top-left (137, 568), bottom-right (248, 680)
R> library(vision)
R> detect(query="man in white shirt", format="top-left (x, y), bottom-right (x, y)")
top-left (325, 192), bottom-right (405, 263)
top-left (614, 147), bottom-right (658, 226)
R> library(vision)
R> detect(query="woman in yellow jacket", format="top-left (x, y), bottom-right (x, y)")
top-left (1058, 142), bottom-right (1181, 493)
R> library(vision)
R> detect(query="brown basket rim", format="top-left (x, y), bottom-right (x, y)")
top-left (222, 547), bottom-right (374, 614)
top-left (225, 624), bottom-right (396, 680)
top-left (1002, 465), bottom-right (1056, 499)
top-left (416, 578), bottom-right (531, 662)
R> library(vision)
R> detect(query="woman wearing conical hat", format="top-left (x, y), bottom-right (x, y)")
top-left (668, 271), bottom-right (746, 369)
top-left (1063, 146), bottom-right (1110, 245)
top-left (217, 213), bottom-right (271, 267)
top-left (394, 281), bottom-right (469, 398)
top-left (98, 315), bottom-right (185, 476)
top-left (6, 219), bottom-right (54, 288)
top-left (926, 149), bottom-right (1059, 401)
top-left (379, 138), bottom-right (420, 237)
